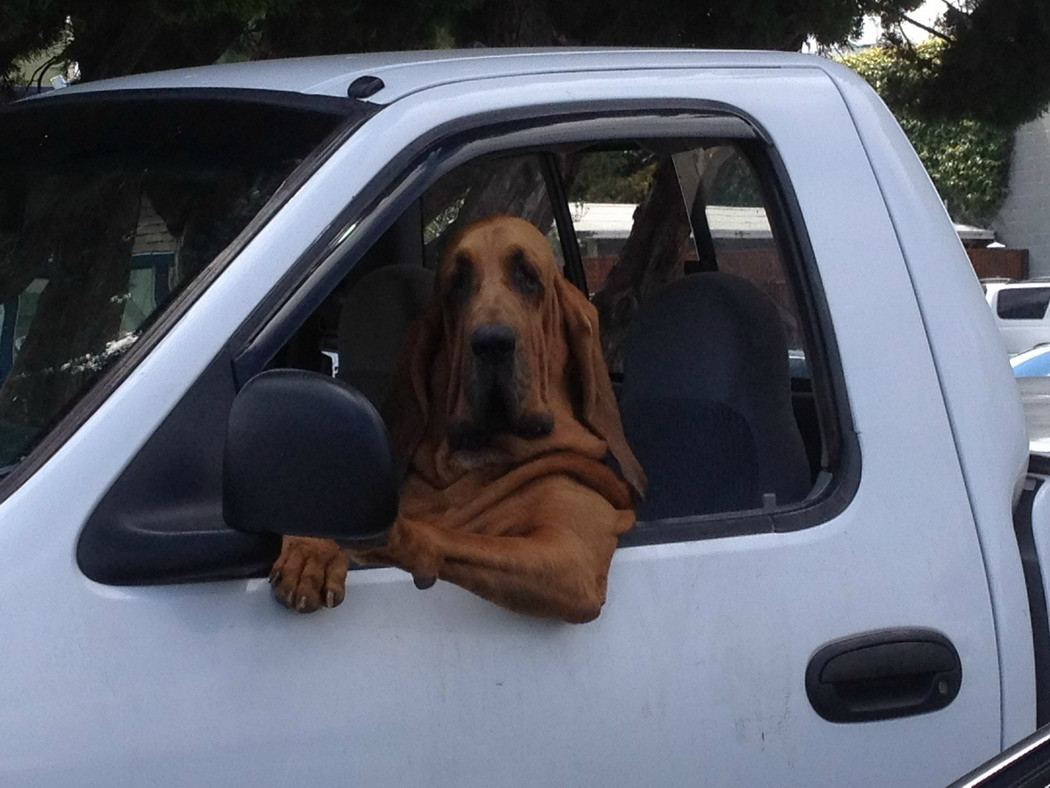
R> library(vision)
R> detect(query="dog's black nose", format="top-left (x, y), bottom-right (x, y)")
top-left (470, 323), bottom-right (516, 361)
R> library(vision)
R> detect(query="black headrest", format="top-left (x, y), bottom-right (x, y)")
top-left (623, 271), bottom-right (795, 412)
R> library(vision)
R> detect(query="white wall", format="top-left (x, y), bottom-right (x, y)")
top-left (994, 112), bottom-right (1050, 277)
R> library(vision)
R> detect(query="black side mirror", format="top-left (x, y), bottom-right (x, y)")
top-left (223, 369), bottom-right (397, 545)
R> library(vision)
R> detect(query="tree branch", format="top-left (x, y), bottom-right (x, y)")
top-left (899, 12), bottom-right (953, 43)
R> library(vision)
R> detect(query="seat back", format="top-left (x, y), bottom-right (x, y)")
top-left (620, 272), bottom-right (811, 520)
top-left (336, 264), bottom-right (435, 408)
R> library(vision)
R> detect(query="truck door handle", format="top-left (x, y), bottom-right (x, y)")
top-left (805, 628), bottom-right (962, 723)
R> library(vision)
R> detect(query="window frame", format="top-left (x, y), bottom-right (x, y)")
top-left (234, 106), bottom-right (860, 546)
top-left (75, 102), bottom-right (861, 587)
top-left (996, 286), bottom-right (1050, 321)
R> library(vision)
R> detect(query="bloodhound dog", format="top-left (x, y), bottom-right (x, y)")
top-left (270, 215), bottom-right (646, 623)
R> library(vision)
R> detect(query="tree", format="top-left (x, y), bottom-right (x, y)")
top-left (453, 0), bottom-right (906, 50)
top-left (841, 40), bottom-right (1014, 224)
top-left (0, 1), bottom-right (280, 95)
top-left (0, 1), bottom-right (926, 94)
top-left (4, 1), bottom-right (1048, 125)
top-left (874, 0), bottom-right (1050, 128)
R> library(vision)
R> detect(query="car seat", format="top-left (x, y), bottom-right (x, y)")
top-left (619, 272), bottom-right (811, 521)
top-left (336, 264), bottom-right (435, 408)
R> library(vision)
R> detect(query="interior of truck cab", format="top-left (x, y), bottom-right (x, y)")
top-left (271, 139), bottom-right (831, 530)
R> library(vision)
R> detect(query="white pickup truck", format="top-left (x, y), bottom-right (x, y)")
top-left (0, 49), bottom-right (1046, 787)
top-left (984, 280), bottom-right (1050, 355)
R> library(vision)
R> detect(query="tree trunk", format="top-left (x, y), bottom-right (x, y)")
top-left (591, 158), bottom-right (692, 370)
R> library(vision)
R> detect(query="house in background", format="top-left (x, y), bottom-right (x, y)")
top-left (994, 111), bottom-right (1050, 279)
top-left (573, 201), bottom-right (1019, 292)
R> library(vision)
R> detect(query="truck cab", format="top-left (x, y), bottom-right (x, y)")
top-left (0, 50), bottom-right (1040, 785)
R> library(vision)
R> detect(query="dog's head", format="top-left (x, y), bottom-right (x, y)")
top-left (387, 215), bottom-right (645, 495)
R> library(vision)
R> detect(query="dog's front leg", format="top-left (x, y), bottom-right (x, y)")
top-left (270, 536), bottom-right (349, 613)
top-left (359, 515), bottom-right (622, 623)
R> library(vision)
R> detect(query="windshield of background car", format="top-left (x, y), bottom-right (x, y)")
top-left (0, 89), bottom-right (358, 473)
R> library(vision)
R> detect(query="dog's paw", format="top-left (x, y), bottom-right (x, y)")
top-left (269, 536), bottom-right (349, 613)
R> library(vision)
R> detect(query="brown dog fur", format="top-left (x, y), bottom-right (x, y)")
top-left (270, 215), bottom-right (646, 622)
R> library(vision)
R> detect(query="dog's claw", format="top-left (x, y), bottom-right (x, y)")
top-left (325, 590), bottom-right (335, 608)
top-left (269, 570), bottom-right (281, 584)
top-left (296, 595), bottom-right (308, 611)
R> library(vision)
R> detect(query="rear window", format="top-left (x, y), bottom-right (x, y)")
top-left (997, 287), bottom-right (1050, 320)
top-left (0, 91), bottom-right (356, 472)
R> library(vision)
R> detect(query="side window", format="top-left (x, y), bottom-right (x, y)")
top-left (563, 141), bottom-right (824, 523)
top-left (568, 150), bottom-right (665, 296)
top-left (997, 287), bottom-right (1050, 320)
top-left (684, 146), bottom-right (806, 359)
top-left (315, 140), bottom-right (831, 526)
top-left (566, 143), bottom-right (807, 370)
top-left (276, 136), bottom-right (838, 536)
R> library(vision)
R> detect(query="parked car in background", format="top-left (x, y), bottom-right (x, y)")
top-left (1011, 345), bottom-right (1050, 454)
top-left (1011, 345), bottom-right (1050, 376)
top-left (984, 280), bottom-right (1050, 354)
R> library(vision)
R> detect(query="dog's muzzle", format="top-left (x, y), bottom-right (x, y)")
top-left (448, 323), bottom-right (553, 450)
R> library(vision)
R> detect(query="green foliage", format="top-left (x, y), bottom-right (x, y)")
top-left (452, 0), bottom-right (919, 50)
top-left (926, 0), bottom-right (1050, 128)
top-left (0, 3), bottom-right (67, 88)
top-left (0, 0), bottom-right (282, 90)
top-left (1, 0), bottom-right (923, 90)
top-left (899, 116), bottom-right (1013, 225)
top-left (565, 146), bottom-right (766, 209)
top-left (3, 0), bottom-right (1046, 140)
top-left (707, 154), bottom-right (763, 207)
top-left (238, 0), bottom-right (462, 60)
top-left (569, 152), bottom-right (657, 204)
top-left (841, 42), bottom-right (1013, 225)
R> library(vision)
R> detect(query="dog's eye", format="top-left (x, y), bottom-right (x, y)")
top-left (446, 255), bottom-right (473, 307)
top-left (510, 252), bottom-right (542, 296)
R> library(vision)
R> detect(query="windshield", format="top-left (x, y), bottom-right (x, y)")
top-left (0, 90), bottom-right (356, 472)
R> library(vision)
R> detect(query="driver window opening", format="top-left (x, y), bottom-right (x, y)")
top-left (274, 138), bottom-right (833, 528)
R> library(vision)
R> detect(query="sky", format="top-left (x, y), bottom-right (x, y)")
top-left (857, 0), bottom-right (943, 45)
top-left (800, 0), bottom-right (943, 54)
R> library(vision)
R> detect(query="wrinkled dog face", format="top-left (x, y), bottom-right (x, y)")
top-left (437, 216), bottom-right (561, 450)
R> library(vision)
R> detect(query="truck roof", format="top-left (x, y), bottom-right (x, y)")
top-left (40, 48), bottom-right (829, 105)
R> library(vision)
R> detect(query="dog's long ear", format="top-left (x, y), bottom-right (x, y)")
top-left (554, 275), bottom-right (647, 498)
top-left (383, 299), bottom-right (443, 464)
